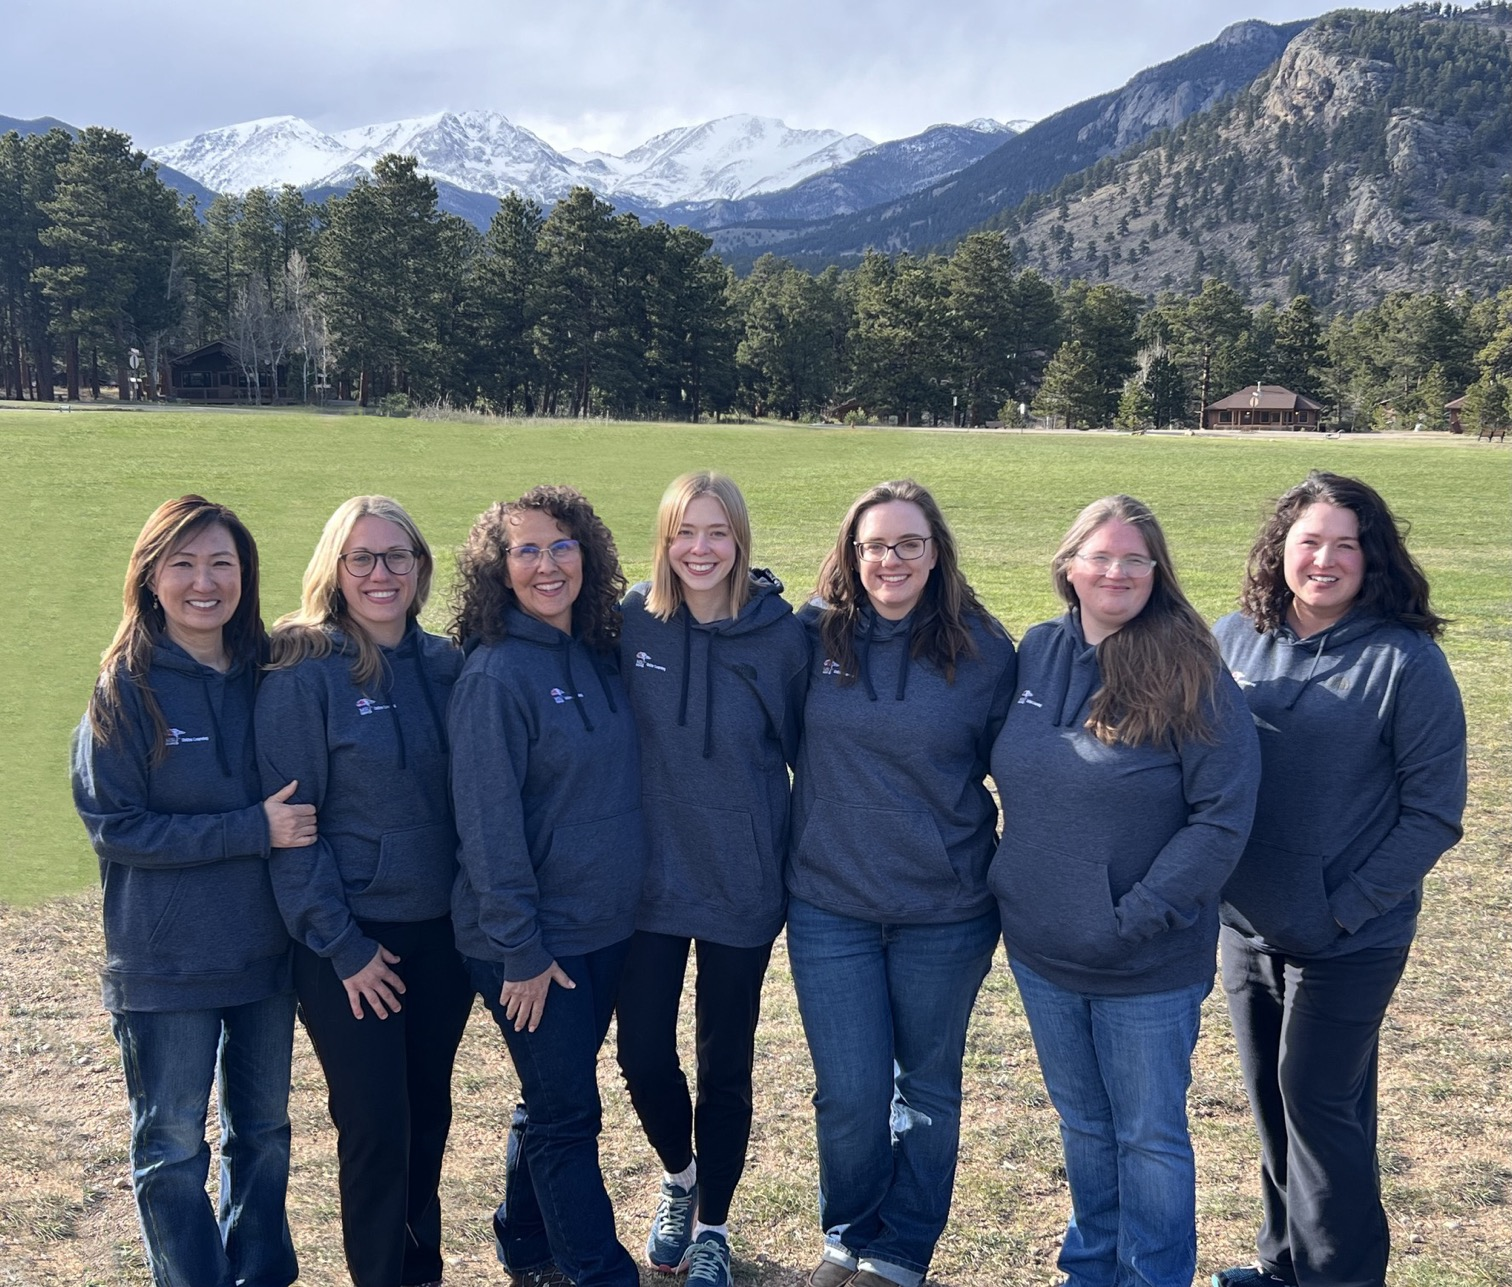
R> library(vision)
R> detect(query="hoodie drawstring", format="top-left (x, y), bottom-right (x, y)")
top-left (559, 646), bottom-right (594, 733)
top-left (1285, 629), bottom-right (1331, 710)
top-left (202, 673), bottom-right (232, 777)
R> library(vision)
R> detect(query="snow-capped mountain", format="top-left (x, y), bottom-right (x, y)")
top-left (150, 116), bottom-right (351, 193)
top-left (149, 109), bottom-right (878, 207)
top-left (569, 115), bottom-right (874, 203)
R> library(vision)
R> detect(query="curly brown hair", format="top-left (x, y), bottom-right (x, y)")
top-left (1238, 471), bottom-right (1446, 638)
top-left (449, 485), bottom-right (625, 652)
top-left (814, 479), bottom-right (1000, 685)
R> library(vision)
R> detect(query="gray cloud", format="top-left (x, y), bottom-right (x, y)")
top-left (7, 0), bottom-right (1398, 153)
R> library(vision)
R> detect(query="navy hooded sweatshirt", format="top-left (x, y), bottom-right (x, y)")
top-left (449, 605), bottom-right (646, 980)
top-left (787, 600), bottom-right (1018, 924)
top-left (1214, 609), bottom-right (1466, 958)
top-left (70, 639), bottom-right (290, 1012)
top-left (619, 571), bottom-right (809, 947)
top-left (255, 622), bottom-right (462, 981)
top-left (989, 613), bottom-right (1260, 996)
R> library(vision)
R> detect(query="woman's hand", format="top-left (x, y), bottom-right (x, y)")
top-left (500, 961), bottom-right (576, 1033)
top-left (342, 946), bottom-right (406, 1020)
top-left (264, 780), bottom-right (317, 848)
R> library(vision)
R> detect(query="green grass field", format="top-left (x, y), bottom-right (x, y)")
top-left (2, 406), bottom-right (1507, 903)
top-left (2, 406), bottom-right (1509, 1286)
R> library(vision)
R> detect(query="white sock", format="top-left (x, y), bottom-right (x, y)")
top-left (664, 1158), bottom-right (697, 1190)
top-left (694, 1222), bottom-right (728, 1241)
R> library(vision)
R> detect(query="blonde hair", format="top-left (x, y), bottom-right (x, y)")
top-left (645, 472), bottom-right (753, 621)
top-left (269, 495), bottom-right (434, 689)
top-left (1051, 495), bottom-right (1218, 748)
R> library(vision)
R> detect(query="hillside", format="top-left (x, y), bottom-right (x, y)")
top-left (711, 17), bottom-right (1310, 269)
top-left (999, 4), bottom-right (1512, 305)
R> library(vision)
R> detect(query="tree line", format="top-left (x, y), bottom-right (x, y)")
top-left (2, 124), bottom-right (1510, 431)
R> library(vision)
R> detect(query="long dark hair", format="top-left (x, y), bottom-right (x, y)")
top-left (1052, 495), bottom-right (1218, 747)
top-left (88, 495), bottom-right (265, 756)
top-left (814, 479), bottom-right (1000, 684)
top-left (1239, 471), bottom-right (1446, 637)
top-left (450, 485), bottom-right (625, 653)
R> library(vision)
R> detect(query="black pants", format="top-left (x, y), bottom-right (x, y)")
top-left (1219, 925), bottom-right (1412, 1287)
top-left (614, 930), bottom-right (773, 1226)
top-left (294, 917), bottom-right (474, 1287)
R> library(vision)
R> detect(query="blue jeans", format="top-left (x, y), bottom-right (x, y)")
top-left (468, 941), bottom-right (638, 1287)
top-left (786, 898), bottom-right (999, 1287)
top-left (110, 992), bottom-right (297, 1287)
top-left (1010, 960), bottom-right (1208, 1287)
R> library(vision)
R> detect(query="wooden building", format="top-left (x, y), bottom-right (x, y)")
top-left (1445, 395), bottom-right (1465, 434)
top-left (1202, 384), bottom-right (1324, 430)
top-left (169, 341), bottom-right (289, 403)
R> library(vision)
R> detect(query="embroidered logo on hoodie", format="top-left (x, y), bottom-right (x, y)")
top-left (163, 727), bottom-right (210, 746)
top-left (821, 658), bottom-right (854, 678)
top-left (355, 698), bottom-right (394, 716)
top-left (633, 651), bottom-right (667, 671)
top-left (549, 687), bottom-right (584, 704)
top-left (1016, 689), bottom-right (1042, 707)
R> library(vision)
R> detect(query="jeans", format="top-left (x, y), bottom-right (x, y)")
top-left (110, 991), bottom-right (297, 1287)
top-left (467, 940), bottom-right (638, 1287)
top-left (615, 930), bottom-right (774, 1225)
top-left (1220, 926), bottom-right (1411, 1287)
top-left (786, 898), bottom-right (999, 1287)
top-left (293, 918), bottom-right (474, 1287)
top-left (1010, 960), bottom-right (1209, 1287)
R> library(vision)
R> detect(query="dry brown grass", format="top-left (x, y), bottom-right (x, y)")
top-left (3, 744), bottom-right (1508, 1287)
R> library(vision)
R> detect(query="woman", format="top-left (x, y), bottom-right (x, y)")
top-left (448, 484), bottom-right (646, 1287)
top-left (1211, 472), bottom-right (1466, 1287)
top-left (71, 495), bottom-right (313, 1287)
top-left (988, 494), bottom-right (1259, 1287)
top-left (787, 479), bottom-right (1017, 1287)
top-left (255, 495), bottom-right (473, 1287)
top-left (616, 472), bottom-right (809, 1287)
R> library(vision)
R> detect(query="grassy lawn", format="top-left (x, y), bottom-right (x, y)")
top-left (1, 406), bottom-right (1508, 1284)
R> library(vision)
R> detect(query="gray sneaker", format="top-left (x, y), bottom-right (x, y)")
top-left (645, 1178), bottom-right (698, 1272)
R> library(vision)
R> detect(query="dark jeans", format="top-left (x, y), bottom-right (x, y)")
top-left (468, 939), bottom-right (638, 1287)
top-left (1220, 926), bottom-right (1412, 1287)
top-left (111, 992), bottom-right (297, 1287)
top-left (294, 917), bottom-right (473, 1287)
top-left (614, 929), bottom-right (774, 1225)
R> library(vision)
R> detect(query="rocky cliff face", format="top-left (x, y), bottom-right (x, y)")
top-left (1005, 8), bottom-right (1512, 305)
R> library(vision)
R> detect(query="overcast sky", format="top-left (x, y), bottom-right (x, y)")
top-left (9, 0), bottom-right (1400, 155)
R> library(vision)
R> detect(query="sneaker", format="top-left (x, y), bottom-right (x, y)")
top-left (1212, 1267), bottom-right (1295, 1287)
top-left (806, 1260), bottom-right (856, 1287)
top-left (850, 1274), bottom-right (900, 1287)
top-left (507, 1267), bottom-right (573, 1287)
top-left (684, 1231), bottom-right (731, 1287)
top-left (645, 1178), bottom-right (698, 1272)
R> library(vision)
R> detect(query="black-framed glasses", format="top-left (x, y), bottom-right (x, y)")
top-left (341, 548), bottom-right (418, 577)
top-left (505, 539), bottom-right (582, 566)
top-left (855, 537), bottom-right (932, 562)
top-left (1074, 553), bottom-right (1157, 578)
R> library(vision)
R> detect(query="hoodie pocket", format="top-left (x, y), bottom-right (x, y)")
top-left (994, 841), bottom-right (1125, 970)
top-left (795, 797), bottom-right (963, 911)
top-left (1222, 839), bottom-right (1340, 955)
top-left (642, 795), bottom-right (767, 911)
top-left (362, 822), bottom-right (456, 913)
top-left (538, 810), bottom-right (644, 929)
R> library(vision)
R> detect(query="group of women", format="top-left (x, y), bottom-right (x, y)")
top-left (72, 466), bottom-right (1466, 1287)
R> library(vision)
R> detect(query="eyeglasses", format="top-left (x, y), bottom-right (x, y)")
top-left (341, 548), bottom-right (417, 577)
top-left (1074, 553), bottom-right (1157, 578)
top-left (505, 539), bottom-right (582, 566)
top-left (855, 537), bottom-right (932, 562)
